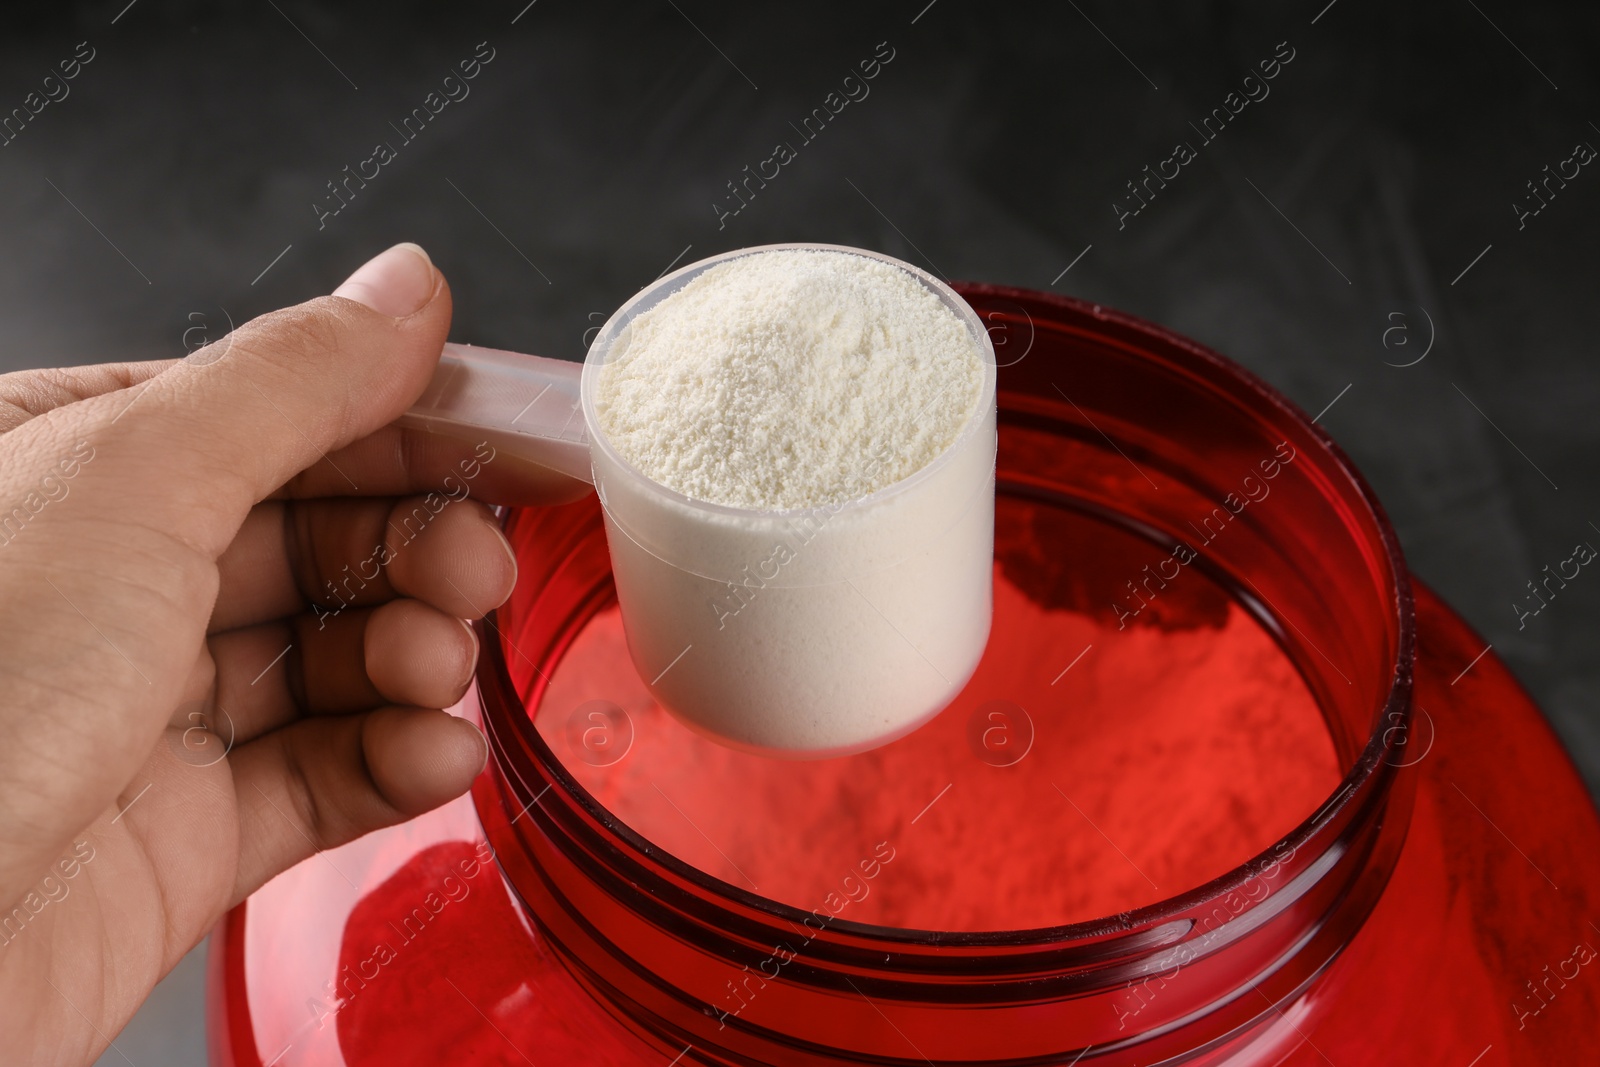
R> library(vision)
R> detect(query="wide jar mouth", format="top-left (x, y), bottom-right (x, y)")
top-left (474, 284), bottom-right (1417, 1061)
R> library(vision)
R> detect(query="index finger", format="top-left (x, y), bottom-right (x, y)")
top-left (0, 358), bottom-right (179, 435)
top-left (273, 423), bottom-right (592, 507)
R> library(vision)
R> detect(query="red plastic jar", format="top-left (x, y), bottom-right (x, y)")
top-left (208, 286), bottom-right (1600, 1066)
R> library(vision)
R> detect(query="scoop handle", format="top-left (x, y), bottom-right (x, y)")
top-left (397, 342), bottom-right (592, 483)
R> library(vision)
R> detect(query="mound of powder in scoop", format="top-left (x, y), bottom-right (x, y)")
top-left (594, 249), bottom-right (983, 510)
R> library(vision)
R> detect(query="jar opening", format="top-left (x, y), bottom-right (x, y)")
top-left (476, 285), bottom-right (1415, 1062)
top-left (525, 487), bottom-right (1343, 931)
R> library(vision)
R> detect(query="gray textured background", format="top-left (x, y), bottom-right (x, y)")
top-left (0, 1), bottom-right (1592, 1063)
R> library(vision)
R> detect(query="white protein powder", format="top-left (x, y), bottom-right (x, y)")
top-left (585, 247), bottom-right (996, 755)
top-left (595, 249), bottom-right (984, 510)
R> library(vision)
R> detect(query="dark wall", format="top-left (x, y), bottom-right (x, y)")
top-left (3, 0), bottom-right (1597, 806)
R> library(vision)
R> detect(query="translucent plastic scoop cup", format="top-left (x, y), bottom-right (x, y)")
top-left (398, 244), bottom-right (998, 757)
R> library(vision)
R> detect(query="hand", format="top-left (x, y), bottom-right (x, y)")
top-left (0, 244), bottom-right (587, 1066)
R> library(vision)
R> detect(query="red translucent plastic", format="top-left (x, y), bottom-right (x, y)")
top-left (208, 288), bottom-right (1600, 1065)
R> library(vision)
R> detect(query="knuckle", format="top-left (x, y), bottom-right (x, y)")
top-left (236, 298), bottom-right (351, 365)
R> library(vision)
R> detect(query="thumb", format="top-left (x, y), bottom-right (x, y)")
top-left (92, 242), bottom-right (452, 556)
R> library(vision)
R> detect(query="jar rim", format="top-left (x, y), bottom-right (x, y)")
top-left (480, 283), bottom-right (1416, 953)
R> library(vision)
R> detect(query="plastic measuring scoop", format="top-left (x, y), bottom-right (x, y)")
top-left (398, 340), bottom-right (592, 483)
top-left (397, 244), bottom-right (998, 757)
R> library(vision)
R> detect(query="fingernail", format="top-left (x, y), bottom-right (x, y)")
top-left (486, 520), bottom-right (519, 587)
top-left (334, 243), bottom-right (436, 317)
top-left (459, 617), bottom-right (480, 674)
top-left (462, 719), bottom-right (490, 776)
